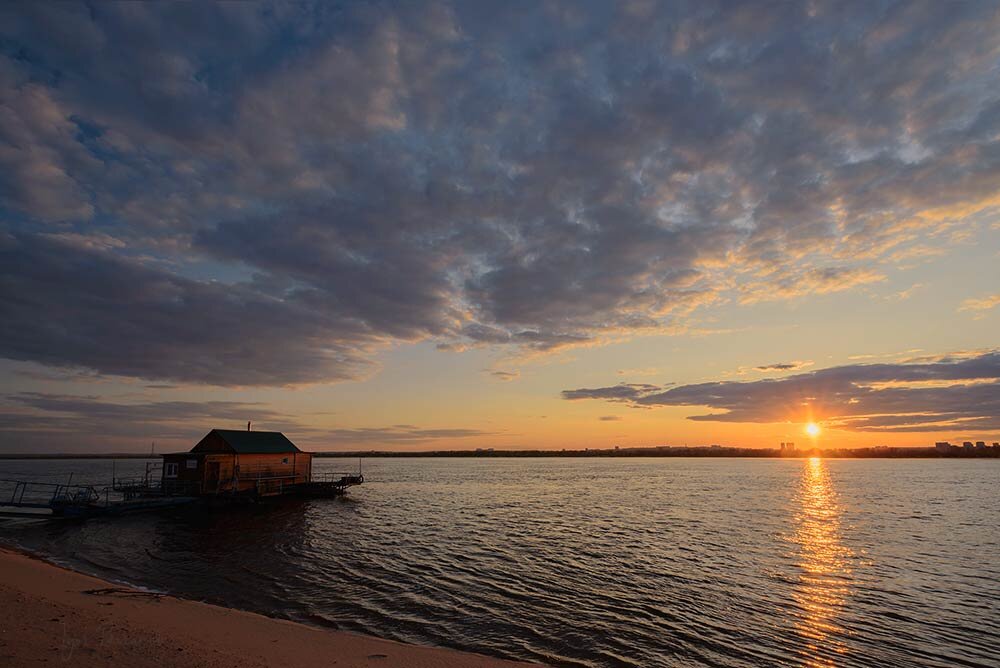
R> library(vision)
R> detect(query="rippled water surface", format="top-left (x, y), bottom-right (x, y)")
top-left (1, 457), bottom-right (997, 667)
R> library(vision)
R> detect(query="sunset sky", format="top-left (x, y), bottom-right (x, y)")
top-left (1, 1), bottom-right (998, 453)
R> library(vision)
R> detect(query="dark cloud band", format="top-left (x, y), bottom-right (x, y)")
top-left (563, 351), bottom-right (1000, 433)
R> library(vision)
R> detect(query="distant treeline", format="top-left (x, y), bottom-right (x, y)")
top-left (3, 445), bottom-right (998, 460)
top-left (314, 445), bottom-right (1000, 459)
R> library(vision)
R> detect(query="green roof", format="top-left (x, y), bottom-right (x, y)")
top-left (205, 429), bottom-right (301, 454)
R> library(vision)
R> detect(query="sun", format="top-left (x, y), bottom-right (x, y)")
top-left (805, 422), bottom-right (821, 437)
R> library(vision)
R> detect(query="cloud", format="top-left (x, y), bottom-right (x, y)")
top-left (1, 3), bottom-right (999, 384)
top-left (958, 294), bottom-right (1000, 318)
top-left (616, 367), bottom-right (662, 377)
top-left (11, 366), bottom-right (107, 384)
top-left (320, 425), bottom-right (492, 445)
top-left (486, 369), bottom-right (520, 382)
top-left (738, 267), bottom-right (886, 304)
top-left (598, 415), bottom-right (622, 422)
top-left (0, 390), bottom-right (491, 452)
top-left (0, 60), bottom-right (97, 221)
top-left (753, 361), bottom-right (814, 373)
top-left (0, 391), bottom-right (306, 452)
top-left (7, 392), bottom-right (290, 426)
top-left (0, 234), bottom-right (380, 385)
top-left (562, 383), bottom-right (662, 403)
top-left (562, 350), bottom-right (1000, 433)
top-left (882, 283), bottom-right (923, 302)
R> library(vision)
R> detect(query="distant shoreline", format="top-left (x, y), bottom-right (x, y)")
top-left (2, 444), bottom-right (998, 459)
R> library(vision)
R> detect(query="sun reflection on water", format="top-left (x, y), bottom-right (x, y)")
top-left (793, 456), bottom-right (853, 667)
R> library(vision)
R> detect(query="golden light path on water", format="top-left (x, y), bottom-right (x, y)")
top-left (793, 456), bottom-right (854, 667)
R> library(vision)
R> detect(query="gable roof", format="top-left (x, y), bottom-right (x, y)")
top-left (193, 429), bottom-right (301, 454)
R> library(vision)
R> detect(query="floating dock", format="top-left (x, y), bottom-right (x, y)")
top-left (0, 428), bottom-right (363, 519)
top-left (0, 478), bottom-right (197, 518)
top-left (0, 471), bottom-right (363, 519)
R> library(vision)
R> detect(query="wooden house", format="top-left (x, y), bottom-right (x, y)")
top-left (161, 429), bottom-right (312, 497)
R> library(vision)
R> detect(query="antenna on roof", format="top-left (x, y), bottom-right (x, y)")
top-left (248, 420), bottom-right (252, 432)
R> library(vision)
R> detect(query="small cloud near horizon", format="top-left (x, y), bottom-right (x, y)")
top-left (752, 361), bottom-right (814, 373)
top-left (486, 369), bottom-right (520, 382)
top-left (616, 367), bottom-right (662, 377)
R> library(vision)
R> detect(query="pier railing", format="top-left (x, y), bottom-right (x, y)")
top-left (311, 471), bottom-right (364, 486)
top-left (0, 478), bottom-right (105, 510)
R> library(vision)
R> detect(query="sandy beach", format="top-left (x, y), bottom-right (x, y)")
top-left (0, 547), bottom-right (540, 668)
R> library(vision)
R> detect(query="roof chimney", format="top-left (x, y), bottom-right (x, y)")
top-left (247, 420), bottom-right (252, 432)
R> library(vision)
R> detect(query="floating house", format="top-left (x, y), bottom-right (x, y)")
top-left (161, 428), bottom-right (314, 497)
top-left (0, 427), bottom-right (360, 519)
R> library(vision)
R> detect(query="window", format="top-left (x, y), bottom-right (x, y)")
top-left (281, 457), bottom-right (289, 464)
top-left (185, 459), bottom-right (197, 469)
top-left (165, 463), bottom-right (179, 478)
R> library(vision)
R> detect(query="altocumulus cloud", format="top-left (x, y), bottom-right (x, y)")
top-left (562, 351), bottom-right (1000, 433)
top-left (2, 2), bottom-right (1000, 385)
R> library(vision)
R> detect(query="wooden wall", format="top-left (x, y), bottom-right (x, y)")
top-left (161, 451), bottom-right (313, 495)
top-left (160, 453), bottom-right (204, 493)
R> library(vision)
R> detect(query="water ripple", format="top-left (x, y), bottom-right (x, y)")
top-left (1, 457), bottom-right (998, 667)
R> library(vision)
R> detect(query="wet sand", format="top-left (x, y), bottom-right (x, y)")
top-left (0, 547), bottom-right (540, 668)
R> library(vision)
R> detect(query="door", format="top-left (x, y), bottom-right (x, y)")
top-left (206, 461), bottom-right (221, 492)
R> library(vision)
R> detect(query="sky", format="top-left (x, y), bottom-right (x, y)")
top-left (1, 1), bottom-right (999, 453)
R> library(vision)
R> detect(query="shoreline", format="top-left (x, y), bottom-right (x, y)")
top-left (0, 546), bottom-right (540, 668)
top-left (3, 447), bottom-right (999, 459)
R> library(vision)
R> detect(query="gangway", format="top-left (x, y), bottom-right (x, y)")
top-left (0, 478), bottom-right (197, 518)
